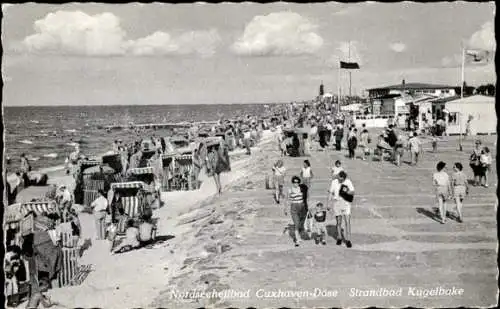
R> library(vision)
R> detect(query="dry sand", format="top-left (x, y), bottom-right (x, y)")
top-left (12, 130), bottom-right (278, 309)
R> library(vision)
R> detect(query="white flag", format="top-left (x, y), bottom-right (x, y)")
top-left (465, 49), bottom-right (492, 63)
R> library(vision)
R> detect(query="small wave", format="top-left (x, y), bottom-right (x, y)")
top-left (66, 142), bottom-right (79, 147)
top-left (34, 133), bottom-right (49, 137)
top-left (19, 139), bottom-right (33, 144)
top-left (43, 153), bottom-right (58, 158)
top-left (31, 120), bottom-right (40, 124)
top-left (65, 129), bottom-right (78, 133)
top-left (27, 156), bottom-right (40, 161)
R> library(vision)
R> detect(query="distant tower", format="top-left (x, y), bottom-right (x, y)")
top-left (319, 81), bottom-right (324, 96)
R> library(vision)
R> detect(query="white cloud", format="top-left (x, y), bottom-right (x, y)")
top-left (231, 11), bottom-right (323, 56)
top-left (389, 42), bottom-right (406, 53)
top-left (468, 21), bottom-right (495, 51)
top-left (15, 10), bottom-right (221, 57)
top-left (128, 29), bottom-right (221, 57)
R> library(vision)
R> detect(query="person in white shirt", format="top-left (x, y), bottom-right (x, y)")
top-left (310, 124), bottom-right (318, 143)
top-left (300, 159), bottom-right (314, 190)
top-left (272, 160), bottom-right (286, 204)
top-left (408, 132), bottom-right (422, 165)
top-left (479, 147), bottom-right (492, 187)
top-left (91, 190), bottom-right (109, 240)
top-left (243, 130), bottom-right (252, 155)
top-left (327, 171), bottom-right (355, 248)
top-left (432, 161), bottom-right (452, 224)
top-left (56, 185), bottom-right (73, 222)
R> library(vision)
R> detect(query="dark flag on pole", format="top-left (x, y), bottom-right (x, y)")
top-left (340, 61), bottom-right (360, 69)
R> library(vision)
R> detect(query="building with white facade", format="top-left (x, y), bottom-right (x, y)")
top-left (443, 95), bottom-right (496, 135)
top-left (366, 82), bottom-right (458, 117)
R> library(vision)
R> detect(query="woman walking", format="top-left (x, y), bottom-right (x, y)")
top-left (432, 161), bottom-right (452, 224)
top-left (359, 129), bottom-right (370, 161)
top-left (272, 160), bottom-right (286, 204)
top-left (347, 128), bottom-right (358, 159)
top-left (334, 125), bottom-right (344, 151)
top-left (192, 148), bottom-right (202, 186)
top-left (206, 140), bottom-right (229, 195)
top-left (469, 140), bottom-right (482, 186)
top-left (328, 171), bottom-right (355, 248)
top-left (451, 162), bottom-right (468, 223)
top-left (300, 160), bottom-right (314, 190)
top-left (284, 176), bottom-right (307, 247)
top-left (479, 146), bottom-right (492, 187)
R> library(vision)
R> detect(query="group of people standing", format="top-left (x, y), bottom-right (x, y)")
top-left (272, 157), bottom-right (355, 248)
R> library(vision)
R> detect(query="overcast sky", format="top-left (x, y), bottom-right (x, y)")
top-left (2, 2), bottom-right (496, 106)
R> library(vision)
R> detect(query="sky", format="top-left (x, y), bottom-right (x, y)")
top-left (1, 2), bottom-right (496, 106)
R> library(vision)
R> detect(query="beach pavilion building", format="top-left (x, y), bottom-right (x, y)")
top-left (355, 81), bottom-right (458, 128)
top-left (441, 95), bottom-right (496, 135)
top-left (366, 81), bottom-right (457, 117)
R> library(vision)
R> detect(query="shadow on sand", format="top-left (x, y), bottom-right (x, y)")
top-left (113, 235), bottom-right (175, 254)
top-left (416, 207), bottom-right (442, 223)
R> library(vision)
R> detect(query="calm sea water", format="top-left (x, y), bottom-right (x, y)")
top-left (4, 104), bottom-right (271, 171)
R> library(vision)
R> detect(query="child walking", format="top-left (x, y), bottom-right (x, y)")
top-left (272, 160), bottom-right (286, 204)
top-left (451, 162), bottom-right (468, 223)
top-left (300, 160), bottom-right (314, 190)
top-left (432, 161), bottom-right (452, 224)
top-left (312, 202), bottom-right (328, 245)
top-left (331, 160), bottom-right (344, 180)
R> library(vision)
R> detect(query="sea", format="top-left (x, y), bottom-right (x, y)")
top-left (4, 104), bottom-right (272, 172)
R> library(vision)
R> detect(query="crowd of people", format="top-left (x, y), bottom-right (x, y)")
top-left (270, 101), bottom-right (493, 248)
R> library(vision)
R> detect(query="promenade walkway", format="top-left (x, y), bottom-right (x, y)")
top-left (153, 135), bottom-right (497, 308)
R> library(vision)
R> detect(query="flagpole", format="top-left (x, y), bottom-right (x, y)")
top-left (337, 64), bottom-right (341, 115)
top-left (459, 45), bottom-right (465, 151)
top-left (461, 46), bottom-right (465, 99)
top-left (348, 41), bottom-right (352, 98)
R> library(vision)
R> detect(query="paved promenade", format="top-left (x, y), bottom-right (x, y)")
top-left (155, 135), bottom-right (497, 308)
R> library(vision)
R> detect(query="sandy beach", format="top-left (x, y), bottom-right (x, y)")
top-left (11, 130), bottom-right (278, 309)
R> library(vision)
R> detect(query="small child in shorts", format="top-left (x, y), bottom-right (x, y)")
top-left (431, 135), bottom-right (438, 152)
top-left (313, 202), bottom-right (328, 245)
top-left (331, 160), bottom-right (344, 180)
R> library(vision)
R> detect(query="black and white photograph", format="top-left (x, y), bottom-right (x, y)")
top-left (2, 2), bottom-right (497, 308)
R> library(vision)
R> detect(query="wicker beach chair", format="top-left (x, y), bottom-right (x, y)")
top-left (110, 181), bottom-right (147, 219)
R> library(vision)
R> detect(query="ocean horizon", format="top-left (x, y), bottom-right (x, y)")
top-left (4, 103), bottom-right (275, 171)
top-left (3, 101), bottom-right (286, 108)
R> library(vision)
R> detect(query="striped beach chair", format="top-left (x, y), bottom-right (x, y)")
top-left (56, 246), bottom-right (79, 287)
top-left (20, 201), bottom-right (57, 217)
top-left (110, 181), bottom-right (146, 218)
top-left (83, 178), bottom-right (105, 207)
top-left (127, 166), bottom-right (158, 194)
top-left (176, 154), bottom-right (194, 190)
top-left (5, 203), bottom-right (23, 224)
top-left (160, 154), bottom-right (175, 191)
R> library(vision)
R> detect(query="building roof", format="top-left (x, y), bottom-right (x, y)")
top-left (367, 82), bottom-right (456, 91)
top-left (444, 95), bottom-right (495, 104)
top-left (430, 95), bottom-right (461, 103)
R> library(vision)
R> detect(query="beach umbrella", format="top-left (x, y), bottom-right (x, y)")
top-left (82, 165), bottom-right (115, 175)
